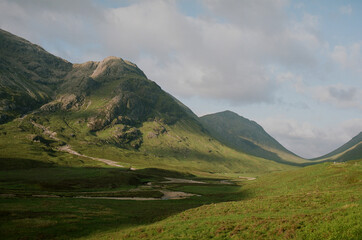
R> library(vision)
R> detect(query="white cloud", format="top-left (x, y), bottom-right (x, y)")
top-left (0, 0), bottom-right (360, 158)
top-left (0, 0), bottom-right (102, 62)
top-left (331, 43), bottom-right (362, 73)
top-left (0, 0), bottom-right (326, 104)
top-left (340, 4), bottom-right (352, 15)
top-left (261, 117), bottom-right (362, 158)
top-left (274, 71), bottom-right (362, 111)
top-left (276, 72), bottom-right (306, 93)
top-left (294, 3), bottom-right (304, 9)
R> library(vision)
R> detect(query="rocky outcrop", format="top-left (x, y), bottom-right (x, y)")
top-left (87, 92), bottom-right (147, 131)
top-left (40, 94), bottom-right (84, 112)
top-left (147, 122), bottom-right (167, 139)
top-left (98, 125), bottom-right (143, 150)
top-left (113, 126), bottom-right (143, 149)
top-left (91, 56), bottom-right (146, 80)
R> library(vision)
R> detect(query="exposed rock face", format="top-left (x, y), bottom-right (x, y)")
top-left (87, 95), bottom-right (124, 131)
top-left (40, 94), bottom-right (84, 112)
top-left (97, 125), bottom-right (143, 150)
top-left (91, 56), bottom-right (146, 79)
top-left (148, 122), bottom-right (168, 139)
top-left (113, 126), bottom-right (143, 149)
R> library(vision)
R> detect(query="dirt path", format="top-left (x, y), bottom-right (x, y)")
top-left (0, 190), bottom-right (200, 201)
top-left (58, 145), bottom-right (124, 168)
top-left (32, 194), bottom-right (60, 198)
top-left (84, 100), bottom-right (92, 110)
top-left (74, 196), bottom-right (160, 201)
top-left (219, 180), bottom-right (233, 185)
top-left (161, 177), bottom-right (206, 184)
top-left (29, 120), bottom-right (124, 168)
top-left (31, 121), bottom-right (59, 140)
top-left (160, 190), bottom-right (200, 200)
top-left (238, 176), bottom-right (256, 181)
top-left (73, 190), bottom-right (200, 201)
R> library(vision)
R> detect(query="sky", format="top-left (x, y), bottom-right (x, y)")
top-left (0, 0), bottom-right (361, 158)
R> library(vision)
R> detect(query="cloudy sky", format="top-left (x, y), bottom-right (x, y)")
top-left (1, 0), bottom-right (361, 158)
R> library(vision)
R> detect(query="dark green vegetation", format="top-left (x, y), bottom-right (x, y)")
top-left (1, 29), bottom-right (361, 239)
top-left (2, 157), bottom-right (359, 239)
top-left (87, 160), bottom-right (362, 240)
top-left (200, 110), bottom-right (307, 165)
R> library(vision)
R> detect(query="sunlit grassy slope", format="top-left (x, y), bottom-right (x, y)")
top-left (200, 111), bottom-right (308, 165)
top-left (0, 110), bottom-right (294, 178)
top-left (88, 159), bottom-right (361, 240)
top-left (312, 132), bottom-right (362, 162)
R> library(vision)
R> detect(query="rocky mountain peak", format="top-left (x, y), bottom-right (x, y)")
top-left (90, 56), bottom-right (145, 79)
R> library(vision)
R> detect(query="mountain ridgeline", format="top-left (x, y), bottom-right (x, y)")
top-left (200, 111), bottom-right (306, 165)
top-left (0, 28), bottom-right (192, 127)
top-left (0, 29), bottom-right (72, 123)
top-left (312, 132), bottom-right (362, 162)
top-left (0, 28), bottom-right (360, 174)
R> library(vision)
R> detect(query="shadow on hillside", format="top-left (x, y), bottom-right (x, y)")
top-left (0, 157), bottom-right (254, 240)
top-left (146, 142), bottom-right (327, 167)
top-left (0, 157), bottom-right (56, 170)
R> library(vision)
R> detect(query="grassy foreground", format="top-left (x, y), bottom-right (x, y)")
top-left (85, 160), bottom-right (362, 240)
top-left (0, 159), bottom-right (360, 239)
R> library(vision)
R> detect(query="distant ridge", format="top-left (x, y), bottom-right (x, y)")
top-left (312, 132), bottom-right (362, 161)
top-left (200, 110), bottom-right (307, 165)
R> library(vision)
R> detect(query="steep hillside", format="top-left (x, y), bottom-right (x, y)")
top-left (312, 132), bottom-right (362, 161)
top-left (0, 29), bottom-right (72, 123)
top-left (333, 143), bottom-right (362, 162)
top-left (200, 111), bottom-right (307, 165)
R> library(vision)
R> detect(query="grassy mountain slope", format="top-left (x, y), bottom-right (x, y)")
top-left (0, 28), bottom-right (294, 176)
top-left (92, 159), bottom-right (362, 240)
top-left (312, 132), bottom-right (362, 161)
top-left (200, 110), bottom-right (307, 165)
top-left (333, 143), bottom-right (362, 162)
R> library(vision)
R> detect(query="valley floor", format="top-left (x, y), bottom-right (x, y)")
top-left (0, 159), bottom-right (361, 239)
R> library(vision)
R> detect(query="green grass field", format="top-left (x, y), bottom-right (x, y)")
top-left (84, 160), bottom-right (362, 240)
top-left (0, 111), bottom-right (295, 176)
top-left (0, 157), bottom-right (360, 239)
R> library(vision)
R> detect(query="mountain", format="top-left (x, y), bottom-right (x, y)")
top-left (0, 28), bottom-right (72, 123)
top-left (200, 110), bottom-right (307, 165)
top-left (312, 132), bottom-right (362, 162)
top-left (0, 28), bottom-right (294, 175)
